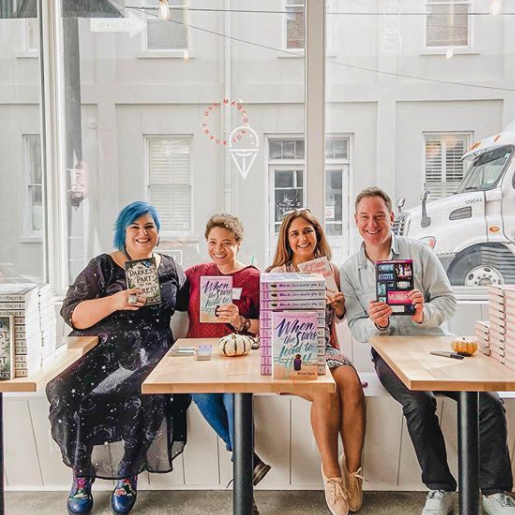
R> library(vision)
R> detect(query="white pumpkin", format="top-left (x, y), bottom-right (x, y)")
top-left (218, 334), bottom-right (252, 357)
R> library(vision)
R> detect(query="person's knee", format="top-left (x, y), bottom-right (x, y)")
top-left (401, 392), bottom-right (436, 420)
top-left (336, 370), bottom-right (364, 405)
top-left (192, 393), bottom-right (212, 409)
top-left (480, 393), bottom-right (506, 421)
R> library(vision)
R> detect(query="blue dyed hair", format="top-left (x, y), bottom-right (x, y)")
top-left (113, 201), bottom-right (161, 251)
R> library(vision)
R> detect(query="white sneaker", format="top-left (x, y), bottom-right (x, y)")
top-left (483, 493), bottom-right (515, 514)
top-left (421, 490), bottom-right (454, 515)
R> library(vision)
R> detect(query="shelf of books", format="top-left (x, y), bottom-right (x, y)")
top-left (0, 284), bottom-right (97, 392)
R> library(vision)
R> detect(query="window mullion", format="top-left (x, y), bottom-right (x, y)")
top-left (305, 0), bottom-right (325, 221)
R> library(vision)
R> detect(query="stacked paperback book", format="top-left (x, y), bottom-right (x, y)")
top-left (488, 285), bottom-right (515, 369)
top-left (259, 273), bottom-right (326, 378)
top-left (474, 320), bottom-right (490, 356)
top-left (0, 284), bottom-right (57, 379)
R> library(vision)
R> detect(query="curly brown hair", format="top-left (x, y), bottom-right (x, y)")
top-left (267, 210), bottom-right (332, 272)
top-left (205, 214), bottom-right (244, 242)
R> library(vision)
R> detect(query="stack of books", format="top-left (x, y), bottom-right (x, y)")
top-left (484, 286), bottom-right (515, 371)
top-left (474, 320), bottom-right (491, 356)
top-left (39, 284), bottom-right (57, 361)
top-left (259, 273), bottom-right (326, 377)
top-left (488, 286), bottom-right (507, 366)
top-left (0, 284), bottom-right (56, 378)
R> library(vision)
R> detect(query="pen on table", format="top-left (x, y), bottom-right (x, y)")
top-left (430, 350), bottom-right (465, 360)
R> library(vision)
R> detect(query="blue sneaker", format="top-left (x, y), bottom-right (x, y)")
top-left (67, 475), bottom-right (94, 515)
top-left (111, 475), bottom-right (138, 515)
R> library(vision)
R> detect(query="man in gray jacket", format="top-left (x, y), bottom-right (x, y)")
top-left (341, 187), bottom-right (514, 515)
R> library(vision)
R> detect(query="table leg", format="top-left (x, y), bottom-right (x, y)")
top-left (233, 393), bottom-right (253, 515)
top-left (457, 391), bottom-right (479, 515)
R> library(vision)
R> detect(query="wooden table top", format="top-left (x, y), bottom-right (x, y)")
top-left (0, 336), bottom-right (98, 393)
top-left (142, 338), bottom-right (336, 395)
top-left (370, 335), bottom-right (515, 392)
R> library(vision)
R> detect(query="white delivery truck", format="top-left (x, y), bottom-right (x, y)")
top-left (394, 130), bottom-right (515, 286)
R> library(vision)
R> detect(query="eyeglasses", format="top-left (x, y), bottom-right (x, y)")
top-left (282, 207), bottom-right (311, 220)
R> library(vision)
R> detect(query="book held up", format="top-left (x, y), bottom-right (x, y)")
top-left (375, 259), bottom-right (415, 316)
top-left (200, 276), bottom-right (233, 323)
top-left (297, 256), bottom-right (338, 294)
top-left (125, 257), bottom-right (161, 306)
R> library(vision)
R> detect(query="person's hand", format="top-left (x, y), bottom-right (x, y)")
top-left (112, 288), bottom-right (146, 311)
top-left (327, 292), bottom-right (345, 319)
top-left (369, 300), bottom-right (392, 329)
top-left (215, 303), bottom-right (240, 326)
top-left (409, 289), bottom-right (425, 324)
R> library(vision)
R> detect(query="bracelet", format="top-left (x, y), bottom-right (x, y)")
top-left (374, 321), bottom-right (390, 331)
top-left (233, 315), bottom-right (251, 334)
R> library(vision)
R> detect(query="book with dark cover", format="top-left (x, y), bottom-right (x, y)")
top-left (0, 315), bottom-right (14, 380)
top-left (124, 257), bottom-right (161, 306)
top-left (200, 276), bottom-right (233, 323)
top-left (375, 259), bottom-right (415, 316)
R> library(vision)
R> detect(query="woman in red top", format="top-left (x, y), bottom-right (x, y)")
top-left (185, 214), bottom-right (270, 503)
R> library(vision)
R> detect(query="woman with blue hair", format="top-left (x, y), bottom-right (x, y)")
top-left (46, 201), bottom-right (190, 515)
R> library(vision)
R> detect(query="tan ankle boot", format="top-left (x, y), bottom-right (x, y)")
top-left (340, 456), bottom-right (363, 512)
top-left (321, 464), bottom-right (349, 515)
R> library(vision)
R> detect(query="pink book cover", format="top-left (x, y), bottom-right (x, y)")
top-left (297, 257), bottom-right (338, 293)
top-left (272, 311), bottom-right (318, 380)
top-left (261, 299), bottom-right (326, 310)
top-left (200, 276), bottom-right (233, 323)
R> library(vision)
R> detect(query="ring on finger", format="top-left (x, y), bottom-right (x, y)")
top-left (128, 294), bottom-right (138, 305)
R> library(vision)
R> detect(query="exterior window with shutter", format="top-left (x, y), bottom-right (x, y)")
top-left (286, 0), bottom-right (305, 50)
top-left (147, 0), bottom-right (188, 51)
top-left (426, 0), bottom-right (470, 48)
top-left (424, 133), bottom-right (471, 199)
top-left (147, 136), bottom-right (192, 235)
top-left (24, 135), bottom-right (43, 238)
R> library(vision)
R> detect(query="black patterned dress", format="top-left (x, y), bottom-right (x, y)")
top-left (46, 253), bottom-right (191, 479)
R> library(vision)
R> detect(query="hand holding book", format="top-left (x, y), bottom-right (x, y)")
top-left (215, 303), bottom-right (240, 325)
top-left (327, 292), bottom-right (345, 319)
top-left (112, 288), bottom-right (146, 312)
top-left (408, 289), bottom-right (424, 324)
top-left (369, 300), bottom-right (392, 329)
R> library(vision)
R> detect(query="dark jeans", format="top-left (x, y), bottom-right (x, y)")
top-left (372, 349), bottom-right (513, 495)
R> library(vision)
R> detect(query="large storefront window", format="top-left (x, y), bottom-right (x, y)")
top-left (0, 4), bottom-right (45, 282)
top-left (327, 0), bottom-right (515, 288)
top-left (55, 0), bottom-right (305, 286)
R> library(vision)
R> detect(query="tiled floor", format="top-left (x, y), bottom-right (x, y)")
top-left (5, 490), bottom-right (444, 514)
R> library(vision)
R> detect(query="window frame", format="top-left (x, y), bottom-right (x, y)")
top-left (424, 0), bottom-right (472, 51)
top-left (143, 0), bottom-right (191, 57)
top-left (422, 131), bottom-right (473, 200)
top-left (284, 0), bottom-right (306, 52)
top-left (22, 134), bottom-right (44, 241)
top-left (144, 134), bottom-right (194, 238)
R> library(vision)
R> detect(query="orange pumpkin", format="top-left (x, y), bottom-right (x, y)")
top-left (451, 337), bottom-right (478, 356)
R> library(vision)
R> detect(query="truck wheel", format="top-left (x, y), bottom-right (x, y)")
top-left (448, 253), bottom-right (506, 286)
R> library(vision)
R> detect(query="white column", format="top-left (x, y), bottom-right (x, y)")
top-left (305, 0), bottom-right (326, 221)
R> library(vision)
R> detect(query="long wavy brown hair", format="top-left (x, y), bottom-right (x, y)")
top-left (267, 210), bottom-right (332, 272)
